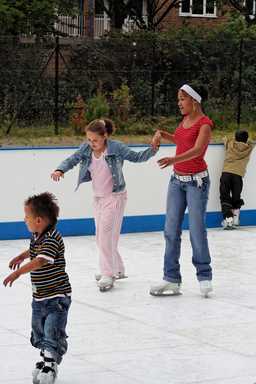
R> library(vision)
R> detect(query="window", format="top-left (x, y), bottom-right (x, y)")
top-left (180, 0), bottom-right (216, 17)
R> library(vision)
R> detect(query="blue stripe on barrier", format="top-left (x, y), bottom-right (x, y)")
top-left (0, 210), bottom-right (255, 240)
top-left (0, 143), bottom-right (224, 151)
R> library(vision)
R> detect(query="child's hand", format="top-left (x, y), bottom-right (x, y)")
top-left (151, 130), bottom-right (161, 150)
top-left (3, 270), bottom-right (20, 287)
top-left (51, 171), bottom-right (64, 182)
top-left (9, 255), bottom-right (25, 270)
top-left (157, 157), bottom-right (175, 169)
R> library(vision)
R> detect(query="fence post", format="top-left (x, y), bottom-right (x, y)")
top-left (54, 35), bottom-right (60, 135)
top-left (151, 40), bottom-right (156, 116)
top-left (237, 37), bottom-right (244, 128)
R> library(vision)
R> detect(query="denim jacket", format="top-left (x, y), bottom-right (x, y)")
top-left (56, 139), bottom-right (157, 192)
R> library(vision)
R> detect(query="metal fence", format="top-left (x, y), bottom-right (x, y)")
top-left (0, 35), bottom-right (256, 135)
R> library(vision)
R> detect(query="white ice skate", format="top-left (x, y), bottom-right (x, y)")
top-left (37, 362), bottom-right (58, 384)
top-left (150, 281), bottom-right (182, 296)
top-left (199, 280), bottom-right (213, 298)
top-left (233, 209), bottom-right (240, 226)
top-left (222, 217), bottom-right (234, 230)
top-left (97, 275), bottom-right (114, 292)
top-left (32, 361), bottom-right (44, 384)
top-left (95, 272), bottom-right (127, 281)
top-left (32, 351), bottom-right (45, 384)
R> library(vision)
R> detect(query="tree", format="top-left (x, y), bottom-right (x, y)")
top-left (95, 0), bottom-right (179, 31)
top-left (136, 0), bottom-right (180, 31)
top-left (225, 0), bottom-right (256, 26)
top-left (0, 0), bottom-right (79, 36)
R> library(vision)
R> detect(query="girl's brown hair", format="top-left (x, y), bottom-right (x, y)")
top-left (86, 118), bottom-right (114, 136)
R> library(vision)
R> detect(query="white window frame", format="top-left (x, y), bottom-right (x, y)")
top-left (179, 0), bottom-right (217, 18)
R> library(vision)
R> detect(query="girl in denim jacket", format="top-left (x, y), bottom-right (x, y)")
top-left (51, 118), bottom-right (157, 291)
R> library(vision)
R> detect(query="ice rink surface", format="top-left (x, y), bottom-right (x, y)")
top-left (1, 227), bottom-right (256, 384)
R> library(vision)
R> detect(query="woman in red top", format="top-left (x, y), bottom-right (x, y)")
top-left (150, 84), bottom-right (213, 298)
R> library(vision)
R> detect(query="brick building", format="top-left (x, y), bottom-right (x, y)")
top-left (83, 0), bottom-right (229, 38)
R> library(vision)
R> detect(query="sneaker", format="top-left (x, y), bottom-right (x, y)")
top-left (199, 280), bottom-right (213, 298)
top-left (222, 217), bottom-right (234, 230)
top-left (150, 281), bottom-right (182, 296)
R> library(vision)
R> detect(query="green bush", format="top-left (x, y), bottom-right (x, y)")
top-left (86, 93), bottom-right (110, 122)
top-left (111, 84), bottom-right (133, 121)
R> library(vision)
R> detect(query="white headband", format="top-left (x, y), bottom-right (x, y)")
top-left (180, 84), bottom-right (202, 104)
top-left (99, 119), bottom-right (106, 126)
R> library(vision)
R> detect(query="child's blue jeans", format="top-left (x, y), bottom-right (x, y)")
top-left (30, 296), bottom-right (71, 364)
top-left (163, 174), bottom-right (212, 283)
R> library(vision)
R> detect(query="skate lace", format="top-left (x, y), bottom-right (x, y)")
top-left (41, 365), bottom-right (56, 375)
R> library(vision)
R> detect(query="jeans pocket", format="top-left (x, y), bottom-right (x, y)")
top-left (56, 297), bottom-right (71, 312)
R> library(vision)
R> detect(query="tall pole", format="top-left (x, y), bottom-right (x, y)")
top-left (151, 40), bottom-right (156, 116)
top-left (237, 37), bottom-right (243, 128)
top-left (54, 35), bottom-right (60, 135)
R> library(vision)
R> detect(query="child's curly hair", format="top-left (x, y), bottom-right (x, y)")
top-left (25, 192), bottom-right (59, 225)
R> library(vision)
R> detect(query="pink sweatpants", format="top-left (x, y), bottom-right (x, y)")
top-left (93, 192), bottom-right (127, 277)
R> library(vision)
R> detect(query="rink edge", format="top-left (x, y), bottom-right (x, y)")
top-left (1, 210), bottom-right (256, 240)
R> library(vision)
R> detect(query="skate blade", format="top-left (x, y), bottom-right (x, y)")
top-left (99, 285), bottom-right (114, 292)
top-left (96, 274), bottom-right (127, 281)
top-left (115, 274), bottom-right (128, 280)
top-left (150, 290), bottom-right (182, 297)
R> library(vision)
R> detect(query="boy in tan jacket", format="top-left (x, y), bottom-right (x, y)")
top-left (220, 130), bottom-right (254, 229)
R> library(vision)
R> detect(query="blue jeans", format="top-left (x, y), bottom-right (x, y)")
top-left (30, 296), bottom-right (71, 364)
top-left (163, 175), bottom-right (212, 283)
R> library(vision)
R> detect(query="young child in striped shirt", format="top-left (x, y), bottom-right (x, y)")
top-left (3, 192), bottom-right (71, 384)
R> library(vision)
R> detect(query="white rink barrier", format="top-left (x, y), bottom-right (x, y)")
top-left (0, 144), bottom-right (255, 240)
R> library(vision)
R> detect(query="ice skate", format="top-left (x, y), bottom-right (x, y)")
top-left (32, 361), bottom-right (45, 384)
top-left (97, 275), bottom-right (114, 292)
top-left (32, 351), bottom-right (44, 384)
top-left (95, 272), bottom-right (127, 281)
top-left (150, 281), bottom-right (182, 296)
top-left (222, 217), bottom-right (234, 230)
top-left (37, 362), bottom-right (58, 384)
top-left (37, 351), bottom-right (58, 384)
top-left (233, 209), bottom-right (240, 226)
top-left (199, 280), bottom-right (213, 298)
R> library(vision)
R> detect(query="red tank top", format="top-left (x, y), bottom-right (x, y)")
top-left (173, 115), bottom-right (213, 174)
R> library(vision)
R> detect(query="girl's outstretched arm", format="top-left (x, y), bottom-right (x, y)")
top-left (51, 143), bottom-right (89, 180)
top-left (118, 142), bottom-right (158, 163)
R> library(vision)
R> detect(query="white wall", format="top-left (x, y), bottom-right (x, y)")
top-left (1, 144), bottom-right (255, 223)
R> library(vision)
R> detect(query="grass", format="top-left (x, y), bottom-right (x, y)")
top-left (1, 120), bottom-right (256, 147)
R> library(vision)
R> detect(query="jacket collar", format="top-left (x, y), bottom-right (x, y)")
top-left (84, 140), bottom-right (116, 157)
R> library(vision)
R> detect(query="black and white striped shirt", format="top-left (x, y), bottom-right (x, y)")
top-left (30, 227), bottom-right (72, 301)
